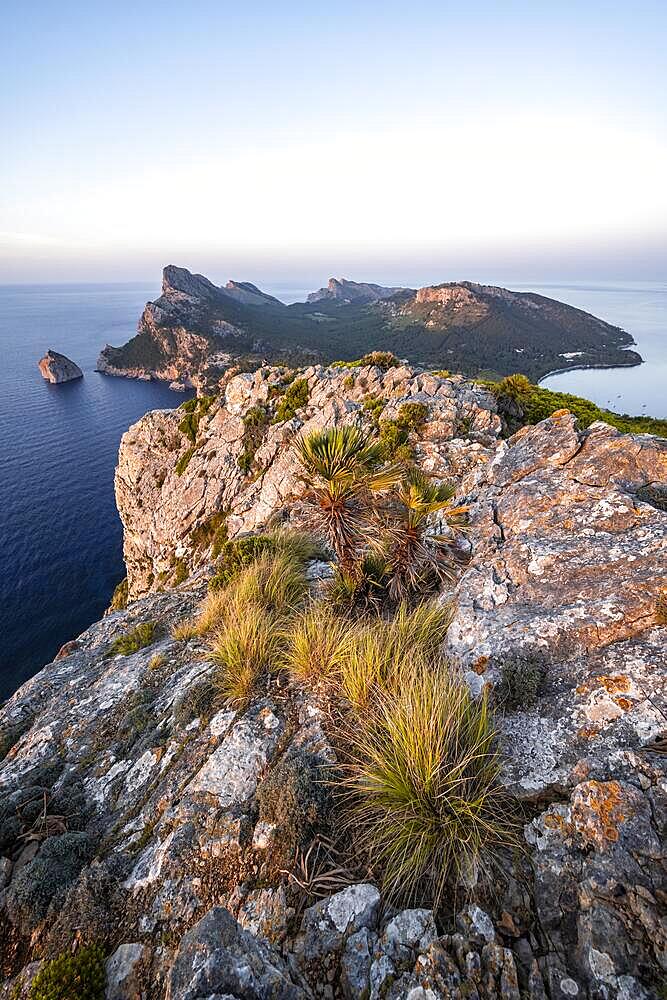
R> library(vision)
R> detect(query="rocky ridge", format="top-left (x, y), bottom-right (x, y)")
top-left (0, 363), bottom-right (665, 998)
top-left (37, 350), bottom-right (83, 384)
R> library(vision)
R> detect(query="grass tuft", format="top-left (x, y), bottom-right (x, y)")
top-left (107, 621), bottom-right (156, 657)
top-left (208, 604), bottom-right (280, 709)
top-left (343, 661), bottom-right (518, 905)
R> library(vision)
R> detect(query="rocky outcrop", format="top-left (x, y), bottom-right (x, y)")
top-left (115, 363), bottom-right (501, 598)
top-left (37, 350), bottom-right (83, 384)
top-left (306, 277), bottom-right (410, 304)
top-left (1, 364), bottom-right (665, 998)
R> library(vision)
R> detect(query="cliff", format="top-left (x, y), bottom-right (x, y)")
top-left (1, 362), bottom-right (665, 999)
top-left (96, 266), bottom-right (641, 388)
top-left (37, 350), bottom-right (83, 384)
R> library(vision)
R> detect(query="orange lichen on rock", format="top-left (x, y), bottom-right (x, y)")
top-left (576, 674), bottom-right (631, 696)
top-left (571, 780), bottom-right (629, 851)
top-left (471, 655), bottom-right (489, 675)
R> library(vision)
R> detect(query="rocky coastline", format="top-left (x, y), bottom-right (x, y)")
top-left (1, 360), bottom-right (665, 999)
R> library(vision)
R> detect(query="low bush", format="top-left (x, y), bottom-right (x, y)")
top-left (28, 942), bottom-right (106, 1000)
top-left (209, 535), bottom-right (278, 591)
top-left (487, 373), bottom-right (667, 437)
top-left (273, 378), bottom-right (309, 422)
top-left (495, 649), bottom-right (548, 711)
top-left (257, 750), bottom-right (331, 862)
top-left (332, 352), bottom-right (399, 370)
top-left (6, 832), bottom-right (95, 933)
top-left (107, 621), bottom-right (156, 657)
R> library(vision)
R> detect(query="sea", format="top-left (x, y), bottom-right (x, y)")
top-left (0, 279), bottom-right (665, 699)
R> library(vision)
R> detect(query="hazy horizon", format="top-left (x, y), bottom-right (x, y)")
top-left (2, 1), bottom-right (666, 283)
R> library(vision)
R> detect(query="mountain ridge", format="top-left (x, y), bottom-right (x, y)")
top-left (96, 266), bottom-right (641, 389)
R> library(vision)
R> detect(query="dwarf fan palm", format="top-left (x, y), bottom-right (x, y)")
top-left (296, 426), bottom-right (400, 570)
top-left (388, 467), bottom-right (468, 600)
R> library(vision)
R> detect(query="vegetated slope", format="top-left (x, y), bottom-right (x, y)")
top-left (97, 266), bottom-right (640, 385)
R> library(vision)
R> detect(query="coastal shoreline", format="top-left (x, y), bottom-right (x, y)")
top-left (537, 354), bottom-right (643, 384)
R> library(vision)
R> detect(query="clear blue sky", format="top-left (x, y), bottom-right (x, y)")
top-left (2, 1), bottom-right (666, 284)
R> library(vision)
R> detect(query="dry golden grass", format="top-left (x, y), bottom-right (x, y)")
top-left (281, 605), bottom-right (352, 684)
top-left (208, 603), bottom-right (281, 709)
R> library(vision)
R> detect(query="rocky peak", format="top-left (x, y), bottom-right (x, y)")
top-left (224, 280), bottom-right (284, 307)
top-left (306, 277), bottom-right (410, 304)
top-left (161, 264), bottom-right (221, 303)
top-left (37, 350), bottom-right (83, 384)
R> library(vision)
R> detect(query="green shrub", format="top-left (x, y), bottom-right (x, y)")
top-left (273, 378), bottom-right (310, 422)
top-left (172, 558), bottom-right (188, 586)
top-left (378, 402), bottom-right (429, 463)
top-left (362, 395), bottom-right (387, 428)
top-left (109, 577), bottom-right (128, 612)
top-left (28, 942), bottom-right (106, 1000)
top-left (175, 446), bottom-right (196, 476)
top-left (209, 535), bottom-right (278, 591)
top-left (344, 661), bottom-right (517, 904)
top-left (178, 397), bottom-right (198, 412)
top-left (108, 621), bottom-right (156, 657)
top-left (6, 832), bottom-right (95, 933)
top-left (332, 352), bottom-right (399, 370)
top-left (190, 512), bottom-right (227, 552)
top-left (496, 649), bottom-right (548, 711)
top-left (0, 714), bottom-right (33, 762)
top-left (238, 404), bottom-right (271, 474)
top-left (178, 410), bottom-right (200, 444)
top-left (486, 374), bottom-right (667, 437)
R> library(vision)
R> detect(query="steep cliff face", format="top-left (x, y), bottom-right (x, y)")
top-left (1, 365), bottom-right (665, 999)
top-left (37, 350), bottom-right (83, 384)
top-left (115, 364), bottom-right (502, 599)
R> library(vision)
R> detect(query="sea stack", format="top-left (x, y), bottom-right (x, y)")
top-left (38, 349), bottom-right (83, 383)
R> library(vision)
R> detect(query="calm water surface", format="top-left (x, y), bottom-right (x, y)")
top-left (0, 279), bottom-right (664, 698)
top-left (0, 283), bottom-right (193, 698)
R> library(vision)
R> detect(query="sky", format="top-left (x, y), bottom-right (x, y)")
top-left (1, 0), bottom-right (666, 285)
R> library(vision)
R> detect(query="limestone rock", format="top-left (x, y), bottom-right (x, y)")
top-left (37, 349), bottom-right (83, 383)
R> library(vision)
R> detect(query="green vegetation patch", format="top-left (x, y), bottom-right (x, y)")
top-left (487, 373), bottom-right (667, 437)
top-left (209, 535), bottom-right (278, 591)
top-left (238, 404), bottom-right (271, 475)
top-left (332, 351), bottom-right (400, 370)
top-left (175, 445), bottom-right (196, 476)
top-left (177, 394), bottom-right (216, 443)
top-left (28, 942), bottom-right (106, 1000)
top-left (107, 621), bottom-right (157, 657)
top-left (378, 403), bottom-right (429, 462)
top-left (273, 377), bottom-right (310, 423)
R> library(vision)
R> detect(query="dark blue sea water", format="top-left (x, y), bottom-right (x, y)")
top-left (1, 279), bottom-right (665, 700)
top-left (0, 283), bottom-right (193, 699)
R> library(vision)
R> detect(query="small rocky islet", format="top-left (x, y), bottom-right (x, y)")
top-left (2, 351), bottom-right (665, 997)
top-left (37, 350), bottom-right (83, 384)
